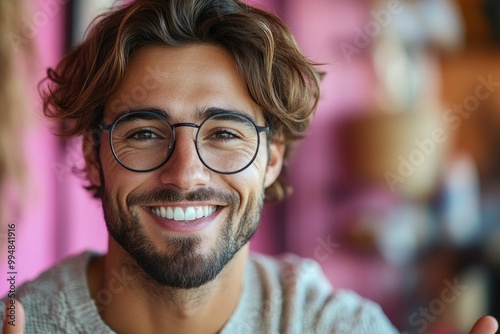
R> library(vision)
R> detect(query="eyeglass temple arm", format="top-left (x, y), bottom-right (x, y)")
top-left (99, 124), bottom-right (112, 132)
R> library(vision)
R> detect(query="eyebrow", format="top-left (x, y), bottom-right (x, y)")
top-left (114, 107), bottom-right (260, 124)
top-left (196, 107), bottom-right (259, 123)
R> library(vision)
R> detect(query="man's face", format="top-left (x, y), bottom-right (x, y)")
top-left (85, 44), bottom-right (283, 289)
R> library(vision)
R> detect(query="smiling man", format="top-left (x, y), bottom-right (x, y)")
top-left (84, 41), bottom-right (294, 333)
top-left (1, 0), bottom-right (497, 333)
top-left (95, 44), bottom-right (278, 294)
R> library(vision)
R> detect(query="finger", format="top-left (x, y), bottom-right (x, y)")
top-left (2, 299), bottom-right (24, 334)
top-left (470, 315), bottom-right (498, 334)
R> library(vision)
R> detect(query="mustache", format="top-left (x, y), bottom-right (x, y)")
top-left (127, 187), bottom-right (238, 207)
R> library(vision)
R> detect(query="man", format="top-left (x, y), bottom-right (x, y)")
top-left (1, 0), bottom-right (498, 333)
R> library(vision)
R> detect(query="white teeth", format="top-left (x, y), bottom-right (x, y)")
top-left (196, 207), bottom-right (204, 219)
top-left (167, 207), bottom-right (174, 219)
top-left (207, 207), bottom-right (215, 216)
top-left (151, 205), bottom-right (217, 221)
top-left (185, 207), bottom-right (196, 221)
top-left (174, 207), bottom-right (184, 220)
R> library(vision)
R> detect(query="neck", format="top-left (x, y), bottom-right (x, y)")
top-left (87, 241), bottom-right (248, 334)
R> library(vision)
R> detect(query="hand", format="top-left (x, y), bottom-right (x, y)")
top-left (2, 300), bottom-right (24, 334)
top-left (470, 316), bottom-right (498, 334)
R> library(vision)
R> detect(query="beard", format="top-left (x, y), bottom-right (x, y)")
top-left (101, 185), bottom-right (264, 289)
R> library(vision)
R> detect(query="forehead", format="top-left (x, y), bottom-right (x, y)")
top-left (105, 44), bottom-right (263, 123)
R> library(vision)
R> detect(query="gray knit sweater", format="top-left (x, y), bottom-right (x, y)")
top-left (1, 252), bottom-right (398, 333)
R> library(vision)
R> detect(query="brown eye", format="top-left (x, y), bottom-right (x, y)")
top-left (209, 130), bottom-right (238, 141)
top-left (130, 130), bottom-right (158, 140)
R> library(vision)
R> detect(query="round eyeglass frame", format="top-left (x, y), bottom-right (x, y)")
top-left (99, 110), bottom-right (270, 174)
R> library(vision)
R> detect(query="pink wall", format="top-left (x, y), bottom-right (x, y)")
top-left (281, 0), bottom-right (404, 321)
top-left (283, 0), bottom-right (376, 256)
top-left (0, 0), bottom-right (106, 296)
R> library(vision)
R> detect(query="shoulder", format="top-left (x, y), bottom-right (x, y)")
top-left (248, 252), bottom-right (335, 300)
top-left (1, 251), bottom-right (104, 333)
top-left (11, 251), bottom-right (94, 303)
top-left (246, 253), bottom-right (399, 333)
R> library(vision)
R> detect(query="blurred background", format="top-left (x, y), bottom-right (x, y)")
top-left (1, 0), bottom-right (500, 332)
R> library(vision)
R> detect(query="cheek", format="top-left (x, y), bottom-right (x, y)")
top-left (224, 158), bottom-right (267, 204)
top-left (251, 149), bottom-right (269, 184)
top-left (100, 145), bottom-right (124, 181)
top-left (100, 145), bottom-right (144, 202)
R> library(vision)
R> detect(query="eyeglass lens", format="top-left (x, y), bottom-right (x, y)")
top-left (109, 112), bottom-right (261, 173)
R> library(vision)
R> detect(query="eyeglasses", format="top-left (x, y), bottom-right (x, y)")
top-left (99, 110), bottom-right (269, 174)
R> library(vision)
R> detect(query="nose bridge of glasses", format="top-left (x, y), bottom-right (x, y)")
top-left (171, 122), bottom-right (200, 130)
top-left (170, 122), bottom-right (200, 142)
top-left (166, 122), bottom-right (206, 174)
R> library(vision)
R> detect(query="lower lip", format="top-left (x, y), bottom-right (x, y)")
top-left (145, 207), bottom-right (221, 233)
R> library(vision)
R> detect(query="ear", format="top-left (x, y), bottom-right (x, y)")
top-left (264, 137), bottom-right (285, 188)
top-left (82, 130), bottom-right (102, 187)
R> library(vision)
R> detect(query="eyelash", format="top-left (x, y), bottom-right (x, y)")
top-left (130, 129), bottom-right (159, 140)
top-left (208, 129), bottom-right (240, 141)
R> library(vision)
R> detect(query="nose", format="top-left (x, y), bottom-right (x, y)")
top-left (158, 127), bottom-right (210, 191)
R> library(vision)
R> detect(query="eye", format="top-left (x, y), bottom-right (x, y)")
top-left (208, 129), bottom-right (240, 140)
top-left (130, 129), bottom-right (158, 140)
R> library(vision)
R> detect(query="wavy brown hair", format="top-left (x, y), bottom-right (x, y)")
top-left (42, 0), bottom-right (321, 203)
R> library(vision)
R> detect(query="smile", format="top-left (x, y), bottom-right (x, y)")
top-left (150, 206), bottom-right (217, 221)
